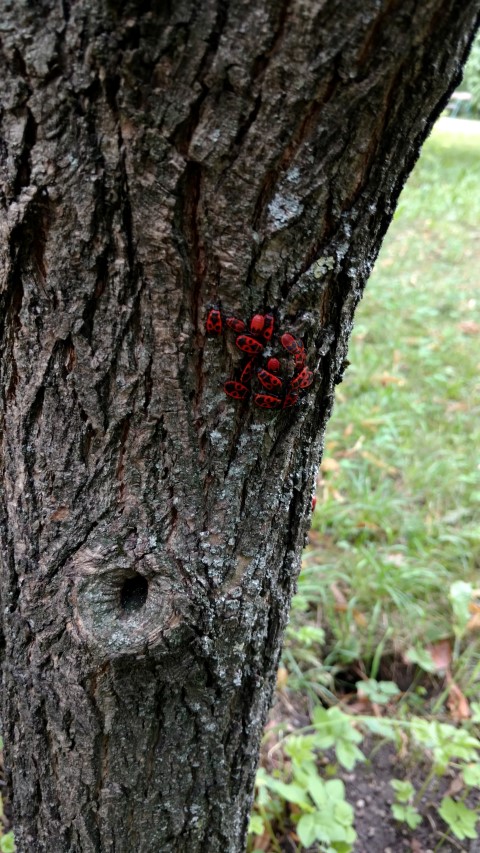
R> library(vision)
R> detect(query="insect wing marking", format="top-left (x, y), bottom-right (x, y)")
top-left (257, 369), bottom-right (283, 392)
top-left (253, 393), bottom-right (282, 410)
top-left (224, 380), bottom-right (250, 401)
top-left (236, 335), bottom-right (264, 355)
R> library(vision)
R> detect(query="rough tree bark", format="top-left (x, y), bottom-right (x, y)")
top-left (0, 2), bottom-right (478, 851)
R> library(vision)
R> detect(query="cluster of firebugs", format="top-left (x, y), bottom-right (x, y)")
top-left (205, 305), bottom-right (314, 410)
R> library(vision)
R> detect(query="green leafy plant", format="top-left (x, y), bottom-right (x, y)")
top-left (356, 678), bottom-right (401, 705)
top-left (0, 738), bottom-right (15, 853)
top-left (248, 707), bottom-right (366, 851)
top-left (390, 780), bottom-right (422, 830)
top-left (0, 833), bottom-right (15, 853)
top-left (249, 728), bottom-right (358, 853)
top-left (0, 797), bottom-right (15, 853)
top-left (438, 798), bottom-right (478, 841)
top-left (310, 706), bottom-right (365, 771)
top-left (250, 704), bottom-right (480, 851)
top-left (368, 716), bottom-right (480, 841)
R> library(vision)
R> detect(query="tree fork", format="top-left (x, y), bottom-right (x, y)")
top-left (0, 2), bottom-right (478, 851)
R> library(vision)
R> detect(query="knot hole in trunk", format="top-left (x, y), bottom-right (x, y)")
top-left (120, 573), bottom-right (148, 613)
top-left (71, 542), bottom-right (189, 659)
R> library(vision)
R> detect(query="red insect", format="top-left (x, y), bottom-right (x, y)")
top-left (224, 380), bottom-right (250, 401)
top-left (280, 332), bottom-right (303, 354)
top-left (257, 369), bottom-right (283, 392)
top-left (240, 358), bottom-right (256, 384)
top-left (311, 495), bottom-right (317, 512)
top-left (226, 316), bottom-right (246, 333)
top-left (290, 367), bottom-right (314, 391)
top-left (236, 335), bottom-right (264, 356)
top-left (283, 392), bottom-right (299, 409)
top-left (253, 393), bottom-right (283, 410)
top-left (250, 314), bottom-right (266, 335)
top-left (266, 357), bottom-right (280, 373)
top-left (206, 307), bottom-right (223, 336)
top-left (262, 313), bottom-right (275, 342)
top-left (294, 349), bottom-right (307, 369)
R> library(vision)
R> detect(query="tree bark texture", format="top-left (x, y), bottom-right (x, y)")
top-left (0, 2), bottom-right (478, 851)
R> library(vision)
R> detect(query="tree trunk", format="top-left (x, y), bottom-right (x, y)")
top-left (0, 2), bottom-right (478, 851)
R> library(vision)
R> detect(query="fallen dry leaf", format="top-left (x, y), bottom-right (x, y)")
top-left (356, 520), bottom-right (381, 531)
top-left (447, 677), bottom-right (471, 721)
top-left (445, 401), bottom-right (469, 413)
top-left (427, 639), bottom-right (452, 672)
top-left (249, 831), bottom-right (270, 851)
top-left (360, 450), bottom-right (398, 475)
top-left (385, 552), bottom-right (406, 567)
top-left (330, 583), bottom-right (348, 610)
top-left (320, 457), bottom-right (340, 473)
top-left (458, 320), bottom-right (480, 335)
top-left (374, 372), bottom-right (406, 386)
top-left (360, 418), bottom-right (385, 429)
top-left (353, 609), bottom-right (368, 628)
top-left (398, 727), bottom-right (409, 760)
top-left (445, 773), bottom-right (464, 798)
top-left (467, 613), bottom-right (480, 632)
top-left (393, 349), bottom-right (405, 368)
top-left (343, 436), bottom-right (365, 456)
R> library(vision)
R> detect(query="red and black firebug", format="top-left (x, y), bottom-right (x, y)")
top-left (262, 313), bottom-right (275, 342)
top-left (224, 380), bottom-right (250, 401)
top-left (206, 307), bottom-right (223, 336)
top-left (250, 314), bottom-right (265, 335)
top-left (294, 349), bottom-right (307, 369)
top-left (257, 369), bottom-right (283, 392)
top-left (283, 392), bottom-right (299, 409)
top-left (280, 332), bottom-right (303, 354)
top-left (226, 316), bottom-right (246, 333)
top-left (266, 357), bottom-right (280, 373)
top-left (290, 367), bottom-right (314, 391)
top-left (253, 393), bottom-right (283, 410)
top-left (236, 335), bottom-right (264, 356)
top-left (240, 358), bottom-right (256, 384)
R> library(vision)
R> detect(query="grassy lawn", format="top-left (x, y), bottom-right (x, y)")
top-left (303, 116), bottom-right (480, 679)
top-left (250, 119), bottom-right (480, 852)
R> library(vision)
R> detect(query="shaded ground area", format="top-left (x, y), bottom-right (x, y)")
top-left (340, 743), bottom-right (474, 853)
top-left (261, 693), bottom-right (480, 853)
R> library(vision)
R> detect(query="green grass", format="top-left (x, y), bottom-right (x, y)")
top-left (293, 118), bottom-right (480, 693)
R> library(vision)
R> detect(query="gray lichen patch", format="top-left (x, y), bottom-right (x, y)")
top-left (267, 191), bottom-right (304, 229)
